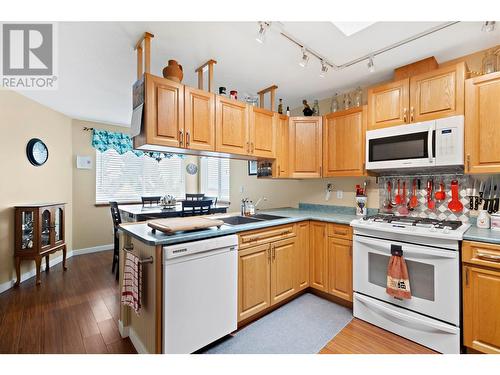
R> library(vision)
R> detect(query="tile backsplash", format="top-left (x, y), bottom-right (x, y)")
top-left (378, 174), bottom-right (471, 222)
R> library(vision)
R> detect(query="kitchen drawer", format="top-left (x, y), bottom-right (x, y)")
top-left (463, 241), bottom-right (500, 271)
top-left (239, 224), bottom-right (296, 250)
top-left (328, 223), bottom-right (352, 241)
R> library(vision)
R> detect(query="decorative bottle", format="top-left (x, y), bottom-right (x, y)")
top-left (278, 98), bottom-right (283, 114)
top-left (312, 100), bottom-right (320, 116)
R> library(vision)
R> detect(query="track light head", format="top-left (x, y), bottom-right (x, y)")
top-left (299, 48), bottom-right (309, 68)
top-left (482, 21), bottom-right (496, 32)
top-left (319, 61), bottom-right (329, 78)
top-left (367, 56), bottom-right (375, 73)
top-left (256, 22), bottom-right (270, 44)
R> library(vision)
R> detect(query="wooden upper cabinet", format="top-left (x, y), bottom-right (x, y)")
top-left (145, 74), bottom-right (184, 147)
top-left (327, 237), bottom-right (353, 302)
top-left (289, 116), bottom-right (323, 178)
top-left (323, 106), bottom-right (367, 177)
top-left (215, 95), bottom-right (250, 155)
top-left (276, 114), bottom-right (289, 178)
top-left (465, 72), bottom-right (500, 174)
top-left (309, 221), bottom-right (328, 292)
top-left (184, 87), bottom-right (215, 151)
top-left (367, 78), bottom-right (409, 130)
top-left (295, 221), bottom-right (310, 291)
top-left (238, 243), bottom-right (271, 322)
top-left (270, 238), bottom-right (297, 305)
top-left (250, 107), bottom-right (276, 158)
top-left (410, 62), bottom-right (465, 122)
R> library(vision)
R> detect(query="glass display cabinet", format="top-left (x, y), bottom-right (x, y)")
top-left (14, 203), bottom-right (67, 286)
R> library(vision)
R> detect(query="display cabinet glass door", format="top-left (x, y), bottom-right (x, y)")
top-left (21, 210), bottom-right (35, 251)
top-left (54, 207), bottom-right (64, 244)
top-left (40, 209), bottom-right (52, 249)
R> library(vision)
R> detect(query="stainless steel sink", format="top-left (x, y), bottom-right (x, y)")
top-left (220, 214), bottom-right (287, 226)
top-left (251, 214), bottom-right (287, 221)
top-left (219, 216), bottom-right (262, 226)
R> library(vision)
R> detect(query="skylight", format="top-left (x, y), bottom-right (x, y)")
top-left (332, 22), bottom-right (375, 36)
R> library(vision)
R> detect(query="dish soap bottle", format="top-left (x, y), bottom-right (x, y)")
top-left (286, 106), bottom-right (290, 116)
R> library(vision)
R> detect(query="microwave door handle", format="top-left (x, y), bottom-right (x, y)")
top-left (428, 125), bottom-right (434, 163)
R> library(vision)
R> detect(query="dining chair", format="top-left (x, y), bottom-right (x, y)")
top-left (185, 193), bottom-right (205, 201)
top-left (142, 196), bottom-right (161, 206)
top-left (204, 196), bottom-right (218, 206)
top-left (109, 201), bottom-right (122, 281)
top-left (181, 199), bottom-right (213, 217)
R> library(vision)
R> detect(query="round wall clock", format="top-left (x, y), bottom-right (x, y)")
top-left (26, 138), bottom-right (49, 166)
top-left (186, 163), bottom-right (198, 175)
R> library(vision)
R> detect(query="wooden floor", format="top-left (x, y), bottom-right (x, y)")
top-left (0, 251), bottom-right (436, 354)
top-left (0, 250), bottom-right (135, 354)
top-left (319, 318), bottom-right (437, 354)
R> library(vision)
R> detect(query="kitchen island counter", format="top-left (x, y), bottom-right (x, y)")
top-left (118, 204), bottom-right (374, 246)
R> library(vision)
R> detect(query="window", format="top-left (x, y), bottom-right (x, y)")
top-left (200, 157), bottom-right (230, 202)
top-left (95, 149), bottom-right (185, 203)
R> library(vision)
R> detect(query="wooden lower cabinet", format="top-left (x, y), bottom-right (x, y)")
top-left (238, 243), bottom-right (271, 322)
top-left (309, 221), bottom-right (328, 292)
top-left (463, 240), bottom-right (500, 353)
top-left (327, 237), bottom-right (353, 301)
top-left (295, 221), bottom-right (310, 291)
top-left (271, 238), bottom-right (297, 304)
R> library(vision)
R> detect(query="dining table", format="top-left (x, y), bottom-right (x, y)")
top-left (118, 202), bottom-right (230, 222)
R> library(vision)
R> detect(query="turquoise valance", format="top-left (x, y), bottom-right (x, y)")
top-left (91, 129), bottom-right (182, 161)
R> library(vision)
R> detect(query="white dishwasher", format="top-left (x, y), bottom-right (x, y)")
top-left (163, 235), bottom-right (238, 354)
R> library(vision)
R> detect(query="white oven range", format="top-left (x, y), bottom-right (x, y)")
top-left (351, 215), bottom-right (470, 354)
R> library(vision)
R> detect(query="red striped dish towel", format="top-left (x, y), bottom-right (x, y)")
top-left (121, 251), bottom-right (142, 315)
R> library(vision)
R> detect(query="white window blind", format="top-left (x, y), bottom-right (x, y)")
top-left (200, 157), bottom-right (230, 202)
top-left (95, 149), bottom-right (185, 203)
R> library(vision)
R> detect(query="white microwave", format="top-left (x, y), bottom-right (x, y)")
top-left (365, 115), bottom-right (464, 171)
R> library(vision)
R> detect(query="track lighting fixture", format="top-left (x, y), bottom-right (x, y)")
top-left (299, 48), bottom-right (309, 68)
top-left (482, 21), bottom-right (496, 32)
top-left (367, 56), bottom-right (375, 73)
top-left (256, 22), bottom-right (270, 44)
top-left (319, 60), bottom-right (329, 77)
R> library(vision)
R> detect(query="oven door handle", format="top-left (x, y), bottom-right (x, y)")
top-left (355, 294), bottom-right (457, 334)
top-left (428, 123), bottom-right (434, 163)
top-left (354, 236), bottom-right (457, 259)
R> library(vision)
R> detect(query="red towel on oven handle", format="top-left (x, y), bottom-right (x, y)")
top-left (386, 253), bottom-right (412, 300)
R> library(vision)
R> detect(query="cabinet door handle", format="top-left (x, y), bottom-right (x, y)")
top-left (251, 142), bottom-right (254, 153)
top-left (186, 131), bottom-right (190, 147)
top-left (410, 107), bottom-right (414, 122)
top-left (179, 130), bottom-right (184, 147)
top-left (403, 108), bottom-right (407, 123)
top-left (272, 245), bottom-right (276, 260)
top-left (476, 252), bottom-right (500, 262)
top-left (267, 248), bottom-right (271, 263)
top-left (465, 266), bottom-right (469, 286)
top-left (466, 154), bottom-right (471, 172)
top-left (277, 165), bottom-right (280, 176)
top-left (246, 141), bottom-right (250, 153)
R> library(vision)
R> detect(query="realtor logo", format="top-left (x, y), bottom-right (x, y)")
top-left (1, 23), bottom-right (58, 89)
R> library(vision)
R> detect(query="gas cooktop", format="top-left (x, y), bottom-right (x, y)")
top-left (362, 214), bottom-right (463, 230)
top-left (351, 213), bottom-right (471, 241)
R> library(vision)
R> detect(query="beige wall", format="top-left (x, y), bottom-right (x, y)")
top-left (0, 90), bottom-right (73, 286)
top-left (71, 119), bottom-right (200, 250)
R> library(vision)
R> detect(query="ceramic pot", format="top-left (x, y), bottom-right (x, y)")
top-left (162, 60), bottom-right (183, 83)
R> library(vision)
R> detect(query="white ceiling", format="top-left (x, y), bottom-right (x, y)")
top-left (17, 21), bottom-right (500, 126)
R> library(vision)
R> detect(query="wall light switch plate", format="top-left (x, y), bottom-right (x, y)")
top-left (239, 185), bottom-right (244, 194)
top-left (336, 190), bottom-right (343, 199)
top-left (76, 155), bottom-right (93, 169)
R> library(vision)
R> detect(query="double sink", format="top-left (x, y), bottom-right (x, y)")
top-left (219, 214), bottom-right (287, 226)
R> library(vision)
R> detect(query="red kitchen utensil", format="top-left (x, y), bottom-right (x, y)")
top-left (398, 181), bottom-right (409, 215)
top-left (435, 181), bottom-right (446, 201)
top-left (410, 179), bottom-right (418, 209)
top-left (448, 179), bottom-right (464, 213)
top-left (394, 179), bottom-right (403, 205)
top-left (387, 181), bottom-right (393, 210)
top-left (427, 179), bottom-right (435, 210)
